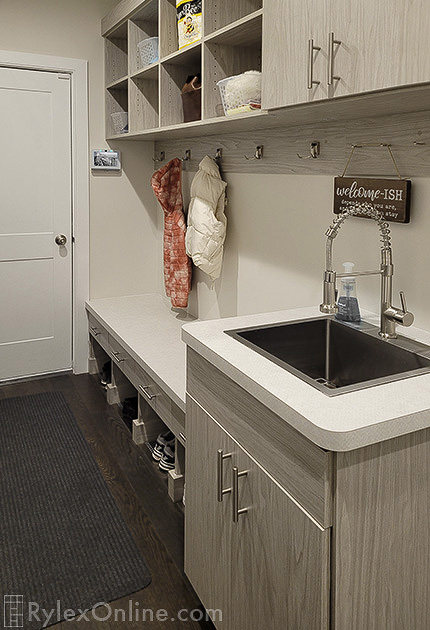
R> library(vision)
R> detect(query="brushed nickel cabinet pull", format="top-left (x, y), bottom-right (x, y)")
top-left (217, 449), bottom-right (232, 502)
top-left (232, 466), bottom-right (248, 523)
top-left (327, 32), bottom-right (341, 85)
top-left (111, 351), bottom-right (124, 363)
top-left (138, 384), bottom-right (157, 401)
top-left (307, 38), bottom-right (321, 89)
top-left (89, 326), bottom-right (99, 336)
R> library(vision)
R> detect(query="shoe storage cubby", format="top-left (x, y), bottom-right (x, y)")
top-left (102, 0), bottom-right (263, 138)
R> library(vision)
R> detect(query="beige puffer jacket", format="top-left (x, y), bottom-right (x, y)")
top-left (185, 156), bottom-right (227, 280)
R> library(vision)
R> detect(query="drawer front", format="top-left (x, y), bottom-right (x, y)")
top-left (187, 348), bottom-right (333, 527)
top-left (88, 312), bottom-right (109, 352)
top-left (134, 362), bottom-right (185, 439)
top-left (108, 335), bottom-right (136, 383)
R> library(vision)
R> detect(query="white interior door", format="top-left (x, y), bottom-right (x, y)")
top-left (0, 67), bottom-right (72, 380)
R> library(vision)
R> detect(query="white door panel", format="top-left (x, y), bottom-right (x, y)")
top-left (0, 67), bottom-right (72, 380)
top-left (0, 233), bottom-right (53, 261)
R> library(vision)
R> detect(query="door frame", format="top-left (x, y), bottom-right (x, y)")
top-left (0, 50), bottom-right (89, 374)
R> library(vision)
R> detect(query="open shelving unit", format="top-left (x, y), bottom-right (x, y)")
top-left (102, 0), bottom-right (264, 140)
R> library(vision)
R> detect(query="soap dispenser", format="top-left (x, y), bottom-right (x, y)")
top-left (335, 262), bottom-right (361, 322)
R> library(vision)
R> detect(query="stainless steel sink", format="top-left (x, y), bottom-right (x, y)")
top-left (226, 317), bottom-right (430, 396)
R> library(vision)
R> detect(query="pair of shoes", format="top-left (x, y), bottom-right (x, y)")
top-left (150, 430), bottom-right (175, 471)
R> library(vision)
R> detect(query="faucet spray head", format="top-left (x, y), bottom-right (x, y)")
top-left (320, 271), bottom-right (338, 314)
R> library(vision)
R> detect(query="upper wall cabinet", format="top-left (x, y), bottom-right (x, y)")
top-left (262, 0), bottom-right (328, 109)
top-left (262, 0), bottom-right (430, 110)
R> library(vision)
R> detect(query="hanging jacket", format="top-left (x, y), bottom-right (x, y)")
top-left (185, 156), bottom-right (227, 281)
top-left (151, 158), bottom-right (192, 308)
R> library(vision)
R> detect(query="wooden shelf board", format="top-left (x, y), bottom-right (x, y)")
top-left (106, 83), bottom-right (430, 144)
top-left (106, 75), bottom-right (129, 90)
top-left (106, 110), bottom-right (269, 141)
top-left (130, 63), bottom-right (159, 81)
top-left (160, 41), bottom-right (202, 67)
top-left (204, 10), bottom-right (263, 48)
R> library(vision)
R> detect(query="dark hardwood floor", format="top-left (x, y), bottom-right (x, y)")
top-left (0, 373), bottom-right (215, 629)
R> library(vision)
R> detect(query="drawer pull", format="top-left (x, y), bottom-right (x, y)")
top-left (217, 449), bottom-right (232, 502)
top-left (138, 384), bottom-right (157, 401)
top-left (232, 466), bottom-right (248, 523)
top-left (90, 326), bottom-right (100, 336)
top-left (111, 351), bottom-right (125, 363)
top-left (179, 432), bottom-right (186, 443)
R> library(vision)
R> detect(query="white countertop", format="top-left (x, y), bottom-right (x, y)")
top-left (86, 294), bottom-right (195, 411)
top-left (182, 306), bottom-right (430, 451)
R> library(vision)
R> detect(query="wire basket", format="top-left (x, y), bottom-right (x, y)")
top-left (137, 37), bottom-right (159, 67)
top-left (217, 72), bottom-right (261, 116)
top-left (111, 112), bottom-right (128, 134)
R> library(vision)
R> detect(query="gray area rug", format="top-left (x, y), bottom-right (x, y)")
top-left (0, 391), bottom-right (151, 629)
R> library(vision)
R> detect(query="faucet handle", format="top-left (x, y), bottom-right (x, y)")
top-left (384, 291), bottom-right (414, 328)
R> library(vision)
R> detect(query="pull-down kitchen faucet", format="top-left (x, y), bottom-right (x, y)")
top-left (320, 202), bottom-right (414, 339)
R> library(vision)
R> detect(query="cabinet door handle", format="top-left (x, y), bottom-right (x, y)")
top-left (307, 39), bottom-right (321, 89)
top-left (232, 466), bottom-right (248, 523)
top-left (327, 32), bottom-right (341, 85)
top-left (111, 351), bottom-right (125, 363)
top-left (217, 449), bottom-right (232, 502)
top-left (90, 325), bottom-right (99, 336)
top-left (138, 384), bottom-right (157, 401)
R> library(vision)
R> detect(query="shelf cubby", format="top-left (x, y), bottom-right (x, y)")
top-left (128, 0), bottom-right (159, 76)
top-left (203, 36), bottom-right (262, 119)
top-left (130, 67), bottom-right (159, 132)
top-left (160, 44), bottom-right (202, 127)
top-left (159, 0), bottom-right (179, 59)
top-left (105, 29), bottom-right (128, 85)
top-left (106, 85), bottom-right (129, 137)
top-left (204, 0), bottom-right (263, 36)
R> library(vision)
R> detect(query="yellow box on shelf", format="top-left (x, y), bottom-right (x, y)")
top-left (176, 0), bottom-right (202, 49)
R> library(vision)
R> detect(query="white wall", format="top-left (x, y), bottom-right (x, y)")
top-left (0, 0), bottom-right (159, 299)
top-left (183, 171), bottom-right (430, 333)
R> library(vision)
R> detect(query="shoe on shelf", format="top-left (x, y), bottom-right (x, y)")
top-left (159, 444), bottom-right (175, 472)
top-left (149, 430), bottom-right (175, 462)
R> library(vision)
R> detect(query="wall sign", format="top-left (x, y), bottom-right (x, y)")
top-left (333, 176), bottom-right (411, 223)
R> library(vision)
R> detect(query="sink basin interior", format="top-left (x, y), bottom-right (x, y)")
top-left (226, 317), bottom-right (430, 395)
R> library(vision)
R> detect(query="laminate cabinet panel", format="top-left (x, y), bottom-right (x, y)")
top-left (334, 428), bottom-right (430, 630)
top-left (262, 0), bottom-right (328, 109)
top-left (185, 396), bottom-right (330, 630)
top-left (185, 396), bottom-right (233, 627)
top-left (329, 0), bottom-right (430, 98)
top-left (187, 348), bottom-right (333, 527)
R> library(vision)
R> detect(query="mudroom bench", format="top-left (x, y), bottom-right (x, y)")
top-left (85, 293), bottom-right (195, 502)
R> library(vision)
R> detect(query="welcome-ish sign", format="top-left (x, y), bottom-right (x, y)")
top-left (333, 177), bottom-right (411, 223)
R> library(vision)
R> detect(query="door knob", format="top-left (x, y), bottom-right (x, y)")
top-left (55, 234), bottom-right (67, 246)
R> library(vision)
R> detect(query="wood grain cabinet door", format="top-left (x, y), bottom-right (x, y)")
top-left (230, 440), bottom-right (330, 630)
top-left (185, 396), bottom-right (234, 628)
top-left (327, 0), bottom-right (430, 97)
top-left (185, 396), bottom-right (330, 630)
top-left (262, 0), bottom-right (328, 109)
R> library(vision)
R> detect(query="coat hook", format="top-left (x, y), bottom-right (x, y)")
top-left (244, 145), bottom-right (263, 160)
top-left (414, 141), bottom-right (426, 146)
top-left (214, 148), bottom-right (223, 161)
top-left (297, 141), bottom-right (320, 159)
top-left (153, 150), bottom-right (165, 163)
top-left (181, 149), bottom-right (191, 162)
